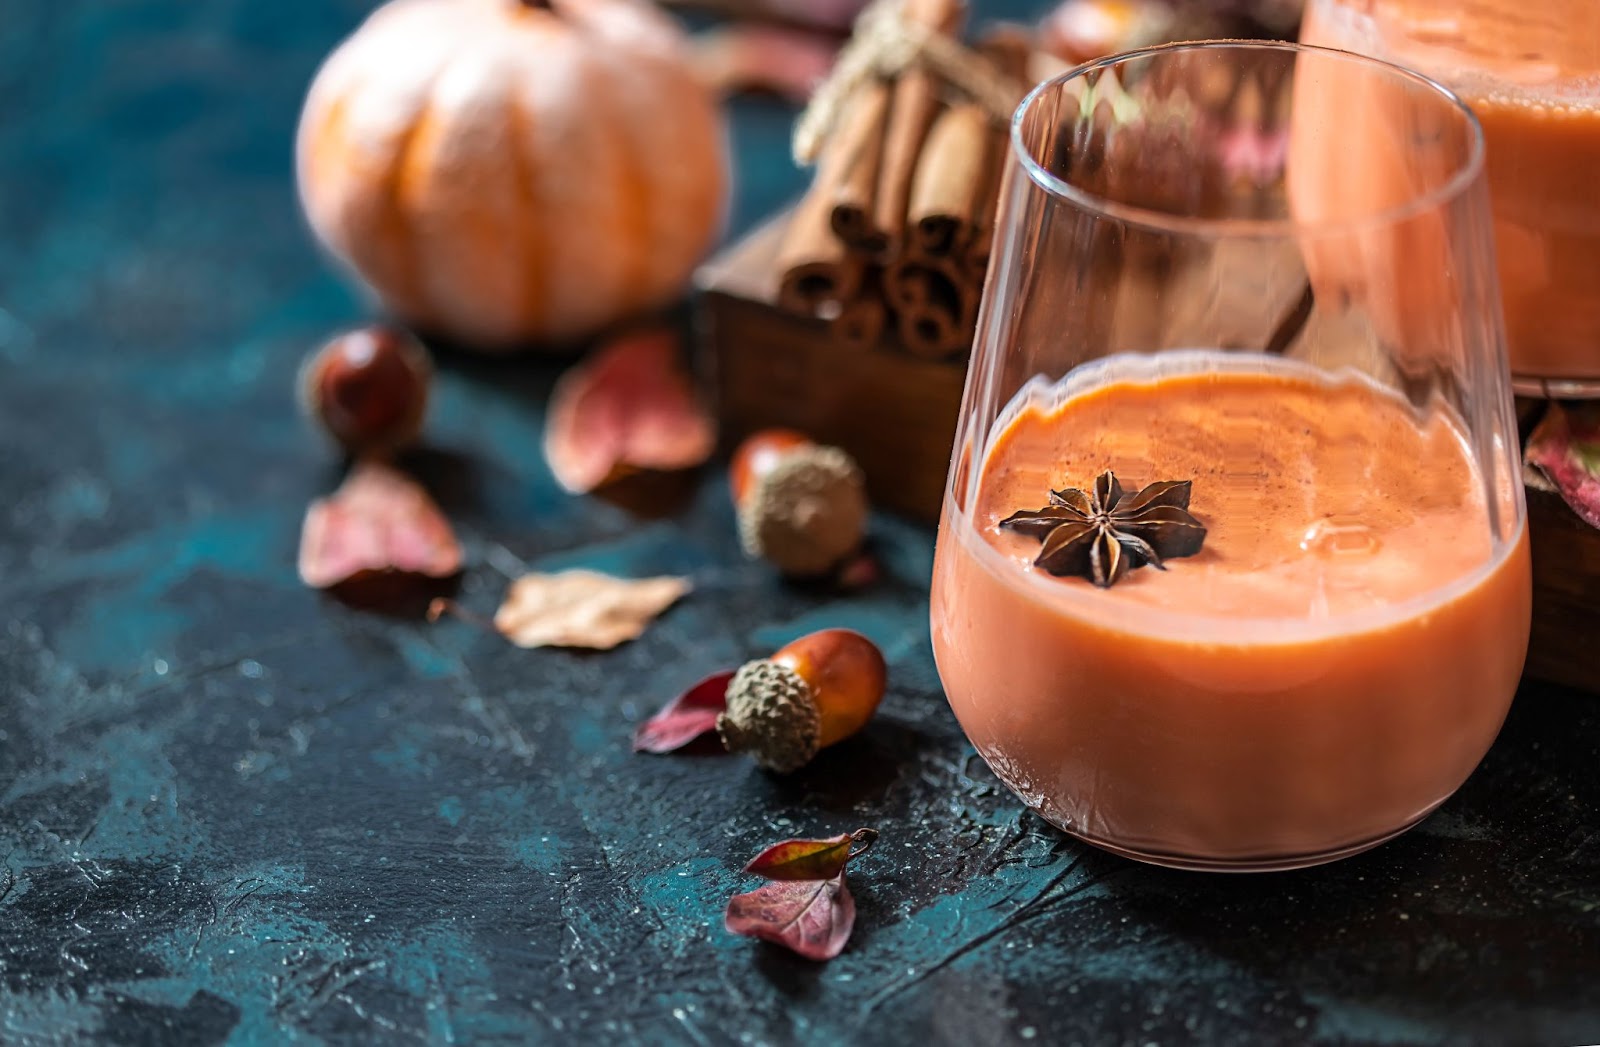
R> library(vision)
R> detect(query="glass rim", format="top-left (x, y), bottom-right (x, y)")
top-left (1010, 39), bottom-right (1489, 239)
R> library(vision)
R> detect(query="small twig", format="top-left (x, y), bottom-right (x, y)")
top-left (847, 827), bottom-right (881, 860)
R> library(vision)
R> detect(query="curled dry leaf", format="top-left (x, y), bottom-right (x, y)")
top-left (632, 670), bottom-right (734, 753)
top-left (724, 827), bottom-right (878, 961)
top-left (543, 331), bottom-right (715, 495)
top-left (493, 570), bottom-right (691, 650)
top-left (744, 827), bottom-right (876, 880)
top-left (298, 459), bottom-right (463, 590)
top-left (1525, 402), bottom-right (1600, 530)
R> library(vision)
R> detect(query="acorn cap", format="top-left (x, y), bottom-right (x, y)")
top-left (717, 658), bottom-right (821, 773)
top-left (736, 445), bottom-right (868, 577)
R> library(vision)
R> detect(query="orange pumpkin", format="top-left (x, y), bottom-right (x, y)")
top-left (296, 0), bottom-right (728, 350)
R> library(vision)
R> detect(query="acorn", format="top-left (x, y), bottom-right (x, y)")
top-left (717, 629), bottom-right (887, 773)
top-left (299, 325), bottom-right (432, 455)
top-left (729, 429), bottom-right (868, 578)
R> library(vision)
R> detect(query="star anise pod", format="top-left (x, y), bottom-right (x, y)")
top-left (999, 470), bottom-right (1207, 588)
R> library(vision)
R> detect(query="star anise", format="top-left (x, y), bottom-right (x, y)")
top-left (999, 470), bottom-right (1207, 588)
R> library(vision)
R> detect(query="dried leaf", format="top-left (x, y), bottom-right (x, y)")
top-left (744, 829), bottom-right (871, 880)
top-left (1525, 402), bottom-right (1600, 530)
top-left (633, 671), bottom-right (734, 753)
top-left (724, 828), bottom-right (877, 960)
top-left (493, 570), bottom-right (691, 650)
top-left (543, 331), bottom-right (715, 495)
top-left (724, 876), bottom-right (855, 962)
top-left (298, 459), bottom-right (462, 589)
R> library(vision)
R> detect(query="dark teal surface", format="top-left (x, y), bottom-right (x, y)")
top-left (2, 2), bottom-right (1599, 1044)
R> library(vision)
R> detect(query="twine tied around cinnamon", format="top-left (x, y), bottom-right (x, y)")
top-left (793, 0), bottom-right (1027, 166)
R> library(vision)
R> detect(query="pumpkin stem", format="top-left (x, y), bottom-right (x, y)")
top-left (517, 0), bottom-right (555, 9)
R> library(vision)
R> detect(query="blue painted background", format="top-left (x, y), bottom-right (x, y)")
top-left (1, 2), bottom-right (1598, 1043)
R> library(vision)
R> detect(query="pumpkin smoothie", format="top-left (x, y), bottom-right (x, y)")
top-left (1299, 0), bottom-right (1600, 384)
top-left (931, 353), bottom-right (1530, 868)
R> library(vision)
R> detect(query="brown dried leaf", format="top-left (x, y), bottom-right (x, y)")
top-left (297, 459), bottom-right (462, 590)
top-left (543, 331), bottom-right (715, 495)
top-left (493, 570), bottom-right (691, 650)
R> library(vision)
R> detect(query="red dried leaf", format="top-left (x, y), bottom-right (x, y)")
top-left (543, 331), bottom-right (715, 495)
top-left (1526, 402), bottom-right (1600, 530)
top-left (724, 828), bottom-right (877, 960)
top-left (298, 459), bottom-right (462, 589)
top-left (633, 670), bottom-right (734, 754)
top-left (724, 875), bottom-right (855, 961)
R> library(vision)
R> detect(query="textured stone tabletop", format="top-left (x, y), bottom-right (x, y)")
top-left (1, 2), bottom-right (1598, 1044)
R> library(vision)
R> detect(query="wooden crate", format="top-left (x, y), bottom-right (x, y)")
top-left (694, 217), bottom-right (967, 522)
top-left (695, 217), bottom-right (1600, 694)
top-left (1526, 489), bottom-right (1600, 693)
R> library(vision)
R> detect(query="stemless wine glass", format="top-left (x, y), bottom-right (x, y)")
top-left (1301, 0), bottom-right (1600, 397)
top-left (930, 41), bottom-right (1532, 872)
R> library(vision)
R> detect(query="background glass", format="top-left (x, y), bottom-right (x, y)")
top-left (930, 42), bottom-right (1531, 871)
top-left (1301, 0), bottom-right (1600, 397)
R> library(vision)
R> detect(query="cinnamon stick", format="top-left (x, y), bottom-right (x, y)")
top-left (897, 297), bottom-right (962, 359)
top-left (906, 102), bottom-right (992, 258)
top-left (889, 256), bottom-right (969, 359)
top-left (776, 187), bottom-right (861, 316)
top-left (828, 80), bottom-right (893, 253)
top-left (871, 0), bottom-right (966, 258)
top-left (833, 284), bottom-right (887, 352)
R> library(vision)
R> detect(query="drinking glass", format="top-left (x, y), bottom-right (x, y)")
top-left (930, 41), bottom-right (1531, 872)
top-left (1301, 0), bottom-right (1600, 397)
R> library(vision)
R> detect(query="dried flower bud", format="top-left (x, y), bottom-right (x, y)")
top-left (718, 628), bottom-right (886, 772)
top-left (300, 325), bottom-right (431, 455)
top-left (730, 429), bottom-right (868, 577)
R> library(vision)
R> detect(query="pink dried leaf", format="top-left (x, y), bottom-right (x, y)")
top-left (633, 670), bottom-right (734, 754)
top-left (724, 875), bottom-right (856, 961)
top-left (543, 331), bottom-right (715, 495)
top-left (298, 459), bottom-right (463, 589)
top-left (1525, 402), bottom-right (1600, 530)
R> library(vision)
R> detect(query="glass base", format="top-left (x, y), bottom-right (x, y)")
top-left (1042, 806), bottom-right (1441, 873)
top-left (1513, 374), bottom-right (1600, 399)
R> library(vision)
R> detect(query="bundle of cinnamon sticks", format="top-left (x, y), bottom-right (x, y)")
top-left (774, 2), bottom-right (1031, 360)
